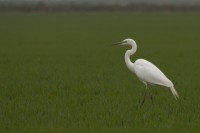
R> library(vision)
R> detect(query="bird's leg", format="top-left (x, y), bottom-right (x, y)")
top-left (149, 90), bottom-right (153, 103)
top-left (141, 84), bottom-right (148, 106)
top-left (141, 90), bottom-right (147, 106)
top-left (146, 85), bottom-right (153, 103)
top-left (148, 89), bottom-right (153, 103)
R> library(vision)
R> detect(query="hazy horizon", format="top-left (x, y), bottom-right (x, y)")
top-left (1, 0), bottom-right (200, 5)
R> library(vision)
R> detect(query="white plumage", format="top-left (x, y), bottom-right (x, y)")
top-left (114, 38), bottom-right (179, 103)
top-left (134, 59), bottom-right (173, 87)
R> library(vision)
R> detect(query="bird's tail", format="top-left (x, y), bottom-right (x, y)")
top-left (170, 86), bottom-right (179, 100)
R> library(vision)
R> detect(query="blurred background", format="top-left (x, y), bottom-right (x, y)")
top-left (1, 0), bottom-right (200, 133)
top-left (0, 0), bottom-right (200, 12)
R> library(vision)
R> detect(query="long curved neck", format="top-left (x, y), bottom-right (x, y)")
top-left (125, 42), bottom-right (137, 73)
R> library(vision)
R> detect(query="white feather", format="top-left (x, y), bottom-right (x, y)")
top-left (119, 38), bottom-right (179, 99)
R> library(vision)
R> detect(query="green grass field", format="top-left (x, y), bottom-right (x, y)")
top-left (0, 13), bottom-right (200, 132)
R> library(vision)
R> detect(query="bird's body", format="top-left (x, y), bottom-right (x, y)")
top-left (131, 59), bottom-right (173, 87)
top-left (114, 38), bottom-right (179, 102)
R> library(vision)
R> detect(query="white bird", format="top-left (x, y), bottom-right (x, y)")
top-left (114, 38), bottom-right (179, 104)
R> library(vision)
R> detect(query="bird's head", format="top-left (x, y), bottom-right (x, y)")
top-left (113, 38), bottom-right (136, 46)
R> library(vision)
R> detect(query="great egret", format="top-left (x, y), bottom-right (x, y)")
top-left (114, 38), bottom-right (179, 104)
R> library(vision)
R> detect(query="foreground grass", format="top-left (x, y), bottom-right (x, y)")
top-left (0, 13), bottom-right (200, 132)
